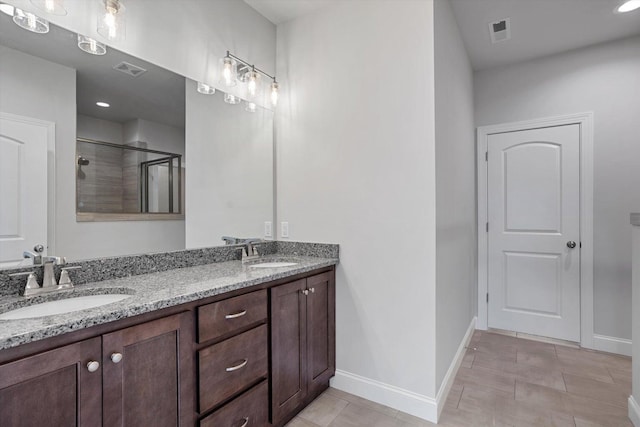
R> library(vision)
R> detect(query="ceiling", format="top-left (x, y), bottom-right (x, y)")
top-left (0, 12), bottom-right (185, 128)
top-left (245, 0), bottom-right (640, 71)
top-left (450, 0), bottom-right (640, 71)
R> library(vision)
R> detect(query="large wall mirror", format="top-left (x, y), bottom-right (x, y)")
top-left (0, 8), bottom-right (274, 266)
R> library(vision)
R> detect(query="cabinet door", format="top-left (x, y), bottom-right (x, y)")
top-left (306, 271), bottom-right (336, 396)
top-left (0, 337), bottom-right (102, 427)
top-left (270, 278), bottom-right (308, 424)
top-left (102, 312), bottom-right (194, 427)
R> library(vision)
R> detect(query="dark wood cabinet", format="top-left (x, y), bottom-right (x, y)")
top-left (270, 271), bottom-right (335, 425)
top-left (0, 337), bottom-right (102, 427)
top-left (102, 312), bottom-right (193, 427)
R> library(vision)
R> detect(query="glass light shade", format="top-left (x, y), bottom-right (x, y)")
top-left (224, 93), bottom-right (242, 105)
top-left (97, 0), bottom-right (125, 41)
top-left (13, 8), bottom-right (49, 33)
top-left (245, 101), bottom-right (257, 113)
top-left (617, 0), bottom-right (640, 12)
top-left (0, 3), bottom-right (15, 15)
top-left (270, 81), bottom-right (279, 107)
top-left (78, 34), bottom-right (107, 55)
top-left (219, 56), bottom-right (237, 87)
top-left (30, 0), bottom-right (67, 15)
top-left (197, 82), bottom-right (215, 95)
top-left (246, 70), bottom-right (260, 99)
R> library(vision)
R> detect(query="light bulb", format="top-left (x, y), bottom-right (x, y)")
top-left (245, 102), bottom-right (257, 113)
top-left (13, 8), bottom-right (49, 33)
top-left (219, 56), bottom-right (237, 87)
top-left (224, 93), bottom-right (242, 105)
top-left (197, 82), bottom-right (215, 95)
top-left (30, 0), bottom-right (67, 15)
top-left (270, 81), bottom-right (279, 107)
top-left (617, 0), bottom-right (640, 12)
top-left (78, 34), bottom-right (107, 55)
top-left (247, 69), bottom-right (260, 98)
top-left (97, 0), bottom-right (125, 41)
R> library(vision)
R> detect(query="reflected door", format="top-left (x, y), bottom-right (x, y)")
top-left (487, 124), bottom-right (580, 342)
top-left (0, 113), bottom-right (49, 266)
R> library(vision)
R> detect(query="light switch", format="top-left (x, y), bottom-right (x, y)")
top-left (264, 221), bottom-right (272, 238)
top-left (281, 222), bottom-right (289, 238)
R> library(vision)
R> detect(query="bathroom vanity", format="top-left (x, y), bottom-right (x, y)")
top-left (0, 245), bottom-right (337, 427)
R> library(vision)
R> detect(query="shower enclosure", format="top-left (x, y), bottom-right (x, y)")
top-left (76, 138), bottom-right (183, 218)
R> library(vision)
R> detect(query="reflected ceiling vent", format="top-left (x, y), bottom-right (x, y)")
top-left (113, 61), bottom-right (147, 77)
top-left (489, 18), bottom-right (511, 44)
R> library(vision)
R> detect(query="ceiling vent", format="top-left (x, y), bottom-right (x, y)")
top-left (113, 61), bottom-right (147, 77)
top-left (489, 18), bottom-right (511, 44)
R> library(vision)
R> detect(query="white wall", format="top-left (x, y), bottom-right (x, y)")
top-left (632, 223), bottom-right (640, 426)
top-left (185, 81), bottom-right (273, 248)
top-left (77, 115), bottom-right (123, 144)
top-left (475, 36), bottom-right (640, 343)
top-left (276, 0), bottom-right (439, 420)
top-left (6, 0), bottom-right (276, 109)
top-left (434, 0), bottom-right (476, 391)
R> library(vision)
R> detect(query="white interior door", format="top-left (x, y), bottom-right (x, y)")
top-left (0, 114), bottom-right (49, 267)
top-left (487, 124), bottom-right (580, 342)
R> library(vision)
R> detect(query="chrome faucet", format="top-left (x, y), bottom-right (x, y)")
top-left (42, 256), bottom-right (65, 290)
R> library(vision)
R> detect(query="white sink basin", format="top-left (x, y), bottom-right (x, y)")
top-left (0, 294), bottom-right (131, 320)
top-left (249, 262), bottom-right (299, 268)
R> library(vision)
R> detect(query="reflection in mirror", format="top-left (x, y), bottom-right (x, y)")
top-left (0, 8), bottom-right (274, 265)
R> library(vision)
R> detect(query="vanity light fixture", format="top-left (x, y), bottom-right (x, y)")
top-left (30, 0), bottom-right (67, 16)
top-left (245, 101), bottom-right (257, 113)
top-left (78, 34), bottom-right (107, 55)
top-left (224, 93), bottom-right (242, 105)
top-left (97, 0), bottom-right (125, 41)
top-left (221, 50), bottom-right (281, 107)
top-left (0, 3), bottom-right (14, 15)
top-left (197, 82), bottom-right (216, 95)
top-left (616, 0), bottom-right (640, 12)
top-left (96, 101), bottom-right (110, 108)
top-left (13, 8), bottom-right (49, 33)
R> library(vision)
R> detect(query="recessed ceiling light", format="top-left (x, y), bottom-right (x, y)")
top-left (96, 101), bottom-right (110, 108)
top-left (0, 3), bottom-right (15, 15)
top-left (616, 0), bottom-right (640, 13)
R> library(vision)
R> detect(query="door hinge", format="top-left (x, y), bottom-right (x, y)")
top-left (486, 293), bottom-right (489, 303)
top-left (486, 222), bottom-right (489, 232)
top-left (485, 151), bottom-right (488, 161)
top-left (580, 242), bottom-right (582, 248)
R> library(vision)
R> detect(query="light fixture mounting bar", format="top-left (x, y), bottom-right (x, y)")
top-left (227, 51), bottom-right (276, 82)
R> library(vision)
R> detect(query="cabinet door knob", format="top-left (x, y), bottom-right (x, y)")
top-left (309, 287), bottom-right (315, 293)
top-left (238, 417), bottom-right (249, 427)
top-left (87, 360), bottom-right (100, 372)
top-left (301, 289), bottom-right (309, 295)
top-left (225, 359), bottom-right (248, 372)
top-left (225, 310), bottom-right (247, 319)
top-left (110, 352), bottom-right (123, 363)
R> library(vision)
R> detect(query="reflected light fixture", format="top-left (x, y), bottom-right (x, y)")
top-left (197, 82), bottom-right (215, 95)
top-left (78, 34), bottom-right (107, 55)
top-left (96, 101), bottom-right (110, 108)
top-left (245, 102), bottom-right (257, 113)
top-left (224, 93), bottom-right (242, 105)
top-left (30, 0), bottom-right (67, 15)
top-left (13, 8), bottom-right (49, 33)
top-left (0, 3), bottom-right (15, 15)
top-left (616, 0), bottom-right (640, 12)
top-left (97, 0), bottom-right (125, 41)
top-left (221, 50), bottom-right (280, 108)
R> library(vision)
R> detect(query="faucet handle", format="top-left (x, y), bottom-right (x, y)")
top-left (58, 266), bottom-right (81, 289)
top-left (9, 271), bottom-right (41, 296)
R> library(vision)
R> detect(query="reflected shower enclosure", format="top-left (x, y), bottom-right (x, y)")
top-left (76, 138), bottom-right (183, 214)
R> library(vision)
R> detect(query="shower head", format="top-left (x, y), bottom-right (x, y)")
top-left (77, 156), bottom-right (90, 166)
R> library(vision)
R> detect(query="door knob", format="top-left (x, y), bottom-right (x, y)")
top-left (566, 241), bottom-right (577, 249)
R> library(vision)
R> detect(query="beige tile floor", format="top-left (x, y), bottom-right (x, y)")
top-left (286, 330), bottom-right (633, 427)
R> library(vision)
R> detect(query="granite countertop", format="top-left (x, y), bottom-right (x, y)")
top-left (0, 254), bottom-right (338, 350)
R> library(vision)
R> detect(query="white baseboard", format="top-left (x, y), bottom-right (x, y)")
top-left (629, 395), bottom-right (640, 427)
top-left (330, 370), bottom-right (438, 423)
top-left (436, 316), bottom-right (477, 419)
top-left (592, 334), bottom-right (632, 357)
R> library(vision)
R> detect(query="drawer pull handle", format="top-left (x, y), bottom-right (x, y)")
top-left (225, 310), bottom-right (247, 319)
top-left (226, 359), bottom-right (248, 372)
top-left (237, 417), bottom-right (249, 427)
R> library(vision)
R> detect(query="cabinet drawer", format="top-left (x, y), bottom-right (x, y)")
top-left (198, 290), bottom-right (267, 343)
top-left (200, 381), bottom-right (268, 427)
top-left (198, 324), bottom-right (268, 412)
